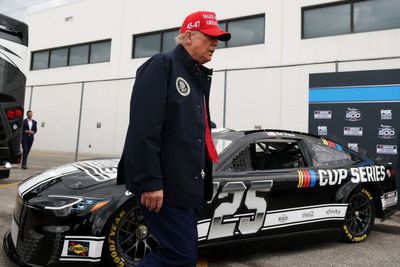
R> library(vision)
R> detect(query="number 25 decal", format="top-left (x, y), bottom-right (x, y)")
top-left (208, 180), bottom-right (273, 240)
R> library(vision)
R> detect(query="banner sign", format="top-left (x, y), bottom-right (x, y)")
top-left (309, 69), bottom-right (400, 193)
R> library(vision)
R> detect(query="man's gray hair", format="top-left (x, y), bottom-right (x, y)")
top-left (175, 33), bottom-right (185, 45)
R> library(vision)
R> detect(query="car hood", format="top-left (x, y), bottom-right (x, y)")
top-left (18, 158), bottom-right (119, 197)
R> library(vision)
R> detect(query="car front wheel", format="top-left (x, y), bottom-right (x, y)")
top-left (104, 201), bottom-right (158, 267)
top-left (341, 188), bottom-right (375, 243)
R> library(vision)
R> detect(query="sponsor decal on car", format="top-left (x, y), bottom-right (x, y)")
top-left (318, 166), bottom-right (386, 186)
top-left (266, 132), bottom-right (296, 137)
top-left (68, 241), bottom-right (89, 256)
top-left (321, 138), bottom-right (343, 151)
top-left (297, 170), bottom-right (317, 188)
top-left (107, 210), bottom-right (126, 267)
top-left (262, 204), bottom-right (348, 230)
top-left (60, 236), bottom-right (104, 262)
top-left (278, 214), bottom-right (288, 223)
top-left (381, 190), bottom-right (398, 209)
top-left (297, 166), bottom-right (386, 188)
top-left (302, 211), bottom-right (314, 219)
top-left (18, 165), bottom-right (80, 197)
top-left (18, 159), bottom-right (120, 197)
top-left (198, 204), bottom-right (348, 240)
top-left (73, 159), bottom-right (119, 181)
top-left (342, 224), bottom-right (367, 242)
top-left (205, 180), bottom-right (273, 240)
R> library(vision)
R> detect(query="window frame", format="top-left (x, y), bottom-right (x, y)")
top-left (30, 39), bottom-right (111, 71)
top-left (49, 47), bottom-right (69, 68)
top-left (301, 0), bottom-right (400, 39)
top-left (132, 27), bottom-right (179, 59)
top-left (68, 43), bottom-right (90, 66)
top-left (222, 138), bottom-right (309, 172)
top-left (223, 14), bottom-right (266, 48)
top-left (131, 14), bottom-right (266, 59)
top-left (89, 39), bottom-right (112, 64)
top-left (30, 49), bottom-right (50, 70)
top-left (309, 141), bottom-right (355, 167)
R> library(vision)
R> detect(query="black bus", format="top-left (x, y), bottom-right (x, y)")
top-left (0, 14), bottom-right (28, 178)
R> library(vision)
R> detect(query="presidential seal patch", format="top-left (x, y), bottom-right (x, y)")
top-left (176, 77), bottom-right (190, 96)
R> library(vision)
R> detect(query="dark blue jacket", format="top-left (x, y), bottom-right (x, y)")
top-left (117, 45), bottom-right (214, 209)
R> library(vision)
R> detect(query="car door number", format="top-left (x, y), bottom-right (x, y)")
top-left (208, 180), bottom-right (273, 240)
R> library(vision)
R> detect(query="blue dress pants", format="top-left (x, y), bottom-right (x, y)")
top-left (138, 203), bottom-right (199, 267)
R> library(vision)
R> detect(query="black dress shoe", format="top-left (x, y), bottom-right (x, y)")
top-left (21, 165), bottom-right (27, 169)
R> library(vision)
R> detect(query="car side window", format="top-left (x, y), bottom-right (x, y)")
top-left (228, 140), bottom-right (306, 171)
top-left (311, 143), bottom-right (352, 167)
top-left (230, 145), bottom-right (253, 171)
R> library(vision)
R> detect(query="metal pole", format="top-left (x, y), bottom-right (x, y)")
top-left (29, 86), bottom-right (33, 110)
top-left (75, 82), bottom-right (85, 161)
top-left (335, 61), bottom-right (339, 72)
top-left (223, 69), bottom-right (228, 128)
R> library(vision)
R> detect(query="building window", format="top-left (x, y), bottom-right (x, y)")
top-left (133, 33), bottom-right (162, 58)
top-left (226, 15), bottom-right (265, 47)
top-left (31, 50), bottom-right (49, 70)
top-left (31, 39), bottom-right (111, 70)
top-left (132, 28), bottom-right (179, 58)
top-left (302, 0), bottom-right (400, 39)
top-left (69, 44), bottom-right (89, 66)
top-left (354, 0), bottom-right (400, 33)
top-left (49, 47), bottom-right (68, 68)
top-left (162, 29), bottom-right (179, 52)
top-left (132, 14), bottom-right (265, 58)
top-left (303, 4), bottom-right (351, 38)
top-left (90, 40), bottom-right (111, 63)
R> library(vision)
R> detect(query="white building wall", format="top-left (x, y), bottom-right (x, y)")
top-left (30, 84), bottom-right (81, 152)
top-left (25, 0), bottom-right (400, 156)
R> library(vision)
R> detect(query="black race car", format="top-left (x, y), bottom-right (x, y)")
top-left (3, 129), bottom-right (398, 267)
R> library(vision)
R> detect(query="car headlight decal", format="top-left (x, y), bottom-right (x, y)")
top-left (43, 195), bottom-right (110, 214)
top-left (90, 200), bottom-right (110, 212)
top-left (44, 195), bottom-right (83, 210)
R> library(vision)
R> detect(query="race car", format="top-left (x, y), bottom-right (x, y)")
top-left (3, 129), bottom-right (398, 267)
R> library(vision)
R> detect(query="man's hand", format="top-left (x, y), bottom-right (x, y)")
top-left (141, 190), bottom-right (163, 213)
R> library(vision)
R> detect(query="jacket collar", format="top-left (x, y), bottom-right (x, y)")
top-left (173, 44), bottom-right (213, 77)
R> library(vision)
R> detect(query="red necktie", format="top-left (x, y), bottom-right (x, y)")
top-left (203, 99), bottom-right (219, 164)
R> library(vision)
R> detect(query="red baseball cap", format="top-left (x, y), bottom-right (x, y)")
top-left (180, 11), bottom-right (231, 41)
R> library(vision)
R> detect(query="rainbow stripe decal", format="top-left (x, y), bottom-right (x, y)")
top-left (321, 138), bottom-right (343, 151)
top-left (297, 170), bottom-right (317, 188)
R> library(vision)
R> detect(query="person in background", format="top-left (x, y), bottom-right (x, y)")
top-left (117, 11), bottom-right (231, 267)
top-left (21, 110), bottom-right (37, 169)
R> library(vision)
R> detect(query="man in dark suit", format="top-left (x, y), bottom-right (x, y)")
top-left (21, 110), bottom-right (37, 169)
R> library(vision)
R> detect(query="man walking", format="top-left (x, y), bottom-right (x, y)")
top-left (21, 110), bottom-right (37, 169)
top-left (117, 11), bottom-right (230, 267)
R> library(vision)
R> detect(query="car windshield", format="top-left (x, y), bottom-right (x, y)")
top-left (212, 129), bottom-right (243, 155)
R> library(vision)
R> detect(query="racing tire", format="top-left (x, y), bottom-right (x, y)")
top-left (341, 188), bottom-right (375, 243)
top-left (103, 201), bottom-right (159, 267)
